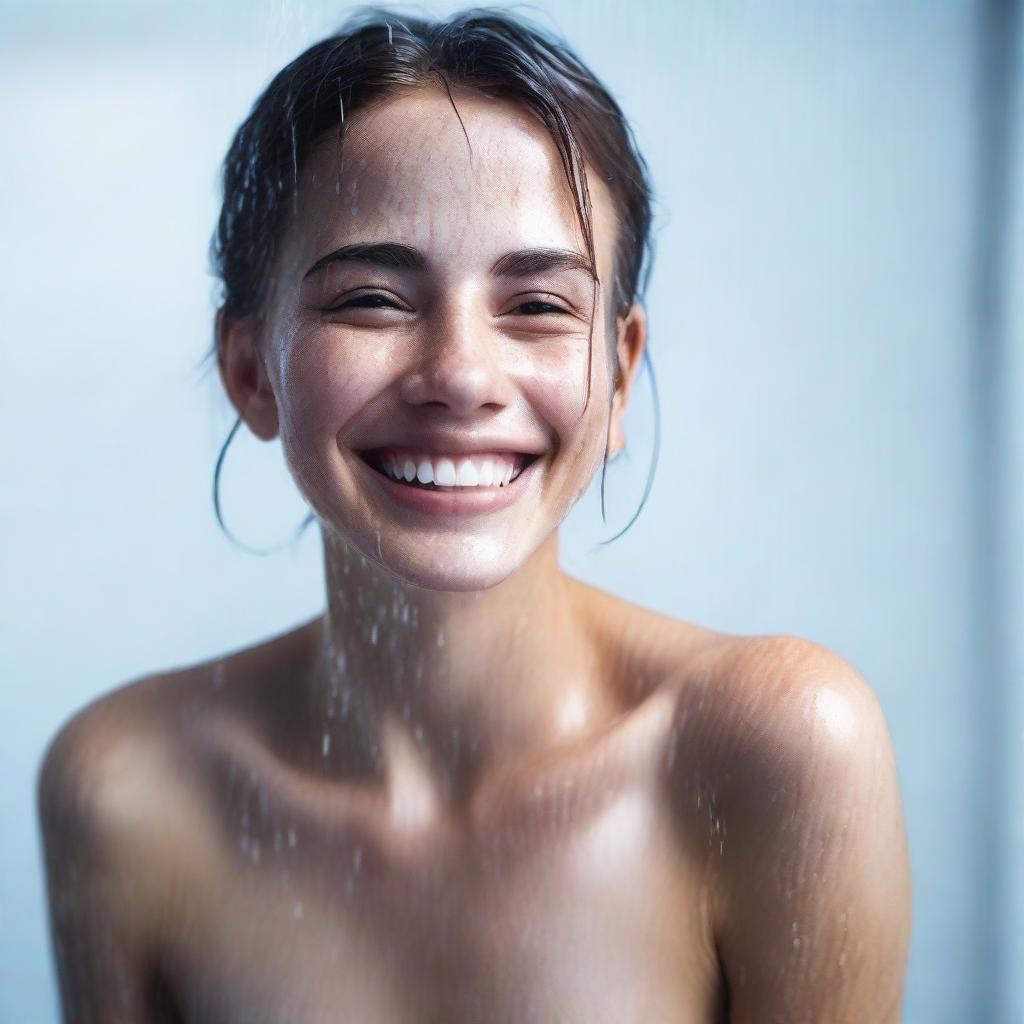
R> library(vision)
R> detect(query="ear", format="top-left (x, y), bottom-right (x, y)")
top-left (216, 307), bottom-right (279, 441)
top-left (608, 303), bottom-right (647, 456)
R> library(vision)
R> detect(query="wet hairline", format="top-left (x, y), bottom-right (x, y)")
top-left (274, 93), bottom-right (626, 339)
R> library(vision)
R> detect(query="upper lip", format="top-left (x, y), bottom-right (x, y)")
top-left (357, 433), bottom-right (548, 457)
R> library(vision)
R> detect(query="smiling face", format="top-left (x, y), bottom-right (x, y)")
top-left (220, 85), bottom-right (646, 591)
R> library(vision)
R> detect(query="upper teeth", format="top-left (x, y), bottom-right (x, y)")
top-left (379, 452), bottom-right (526, 488)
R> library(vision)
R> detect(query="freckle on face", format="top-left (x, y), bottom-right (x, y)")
top-left (264, 86), bottom-right (623, 592)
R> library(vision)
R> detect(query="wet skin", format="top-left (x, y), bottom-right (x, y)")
top-left (38, 85), bottom-right (911, 1022)
top-left (38, 604), bottom-right (910, 1024)
top-left (42, 595), bottom-right (728, 1023)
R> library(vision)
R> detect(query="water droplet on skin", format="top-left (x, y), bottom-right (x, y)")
top-left (287, 827), bottom-right (298, 848)
top-left (322, 732), bottom-right (331, 757)
top-left (293, 900), bottom-right (304, 918)
top-left (370, 623), bottom-right (379, 644)
top-left (665, 728), bottom-right (679, 769)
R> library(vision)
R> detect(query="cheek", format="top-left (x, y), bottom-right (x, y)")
top-left (271, 329), bottom-right (396, 516)
top-left (522, 337), bottom-right (590, 429)
top-left (275, 327), bottom-right (390, 441)
top-left (523, 335), bottom-right (612, 462)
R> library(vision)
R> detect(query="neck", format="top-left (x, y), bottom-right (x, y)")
top-left (304, 529), bottom-right (611, 804)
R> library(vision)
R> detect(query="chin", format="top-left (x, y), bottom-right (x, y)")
top-left (354, 530), bottom-right (532, 593)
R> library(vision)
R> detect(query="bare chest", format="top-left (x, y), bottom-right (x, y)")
top-left (158, 702), bottom-right (724, 1023)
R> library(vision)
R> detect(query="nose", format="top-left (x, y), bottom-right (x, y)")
top-left (397, 303), bottom-right (511, 416)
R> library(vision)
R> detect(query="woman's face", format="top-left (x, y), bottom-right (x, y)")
top-left (223, 85), bottom-right (644, 591)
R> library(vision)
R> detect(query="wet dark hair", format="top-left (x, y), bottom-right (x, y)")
top-left (205, 5), bottom-right (659, 551)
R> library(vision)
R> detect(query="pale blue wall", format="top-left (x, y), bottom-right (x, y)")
top-left (997, 11), bottom-right (1024, 1022)
top-left (1, 2), bottom-right (1018, 1021)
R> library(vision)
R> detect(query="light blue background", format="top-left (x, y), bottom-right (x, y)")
top-left (2, 2), bottom-right (1021, 1021)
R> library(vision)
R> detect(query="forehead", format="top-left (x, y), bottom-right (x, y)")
top-left (288, 85), bottom-right (617, 283)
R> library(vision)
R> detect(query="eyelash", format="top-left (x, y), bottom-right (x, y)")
top-left (324, 293), bottom-right (570, 316)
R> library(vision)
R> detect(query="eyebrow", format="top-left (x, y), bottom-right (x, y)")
top-left (302, 242), bottom-right (596, 281)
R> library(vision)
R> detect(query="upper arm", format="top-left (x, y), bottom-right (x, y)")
top-left (37, 703), bottom-right (171, 1024)
top-left (671, 637), bottom-right (912, 1023)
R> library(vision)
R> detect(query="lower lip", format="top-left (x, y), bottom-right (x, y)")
top-left (359, 458), bottom-right (541, 517)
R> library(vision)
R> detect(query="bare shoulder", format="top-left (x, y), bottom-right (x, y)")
top-left (36, 653), bottom-right (266, 1021)
top-left (572, 584), bottom-right (899, 791)
top-left (38, 617), bottom-right (322, 853)
top-left (39, 615), bottom-right (321, 788)
top-left (36, 677), bottom-right (196, 1007)
top-left (663, 631), bottom-right (903, 846)
top-left (37, 644), bottom-right (287, 990)
top-left (663, 633), bottom-right (911, 1021)
top-left (677, 632), bottom-right (893, 764)
top-left (575, 581), bottom-right (876, 719)
top-left (37, 676), bottom-right (219, 934)
top-left (39, 672), bottom-right (183, 836)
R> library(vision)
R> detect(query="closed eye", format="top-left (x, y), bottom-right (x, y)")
top-left (323, 294), bottom-right (572, 316)
top-left (327, 293), bottom-right (401, 312)
top-left (511, 300), bottom-right (570, 316)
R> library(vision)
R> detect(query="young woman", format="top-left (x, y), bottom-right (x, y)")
top-left (38, 9), bottom-right (912, 1022)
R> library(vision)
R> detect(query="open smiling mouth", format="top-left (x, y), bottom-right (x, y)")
top-left (357, 450), bottom-right (541, 491)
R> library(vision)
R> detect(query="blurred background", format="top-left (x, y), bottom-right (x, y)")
top-left (1, 1), bottom-right (1021, 1021)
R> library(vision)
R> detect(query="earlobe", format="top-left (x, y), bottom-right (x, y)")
top-left (216, 307), bottom-right (279, 441)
